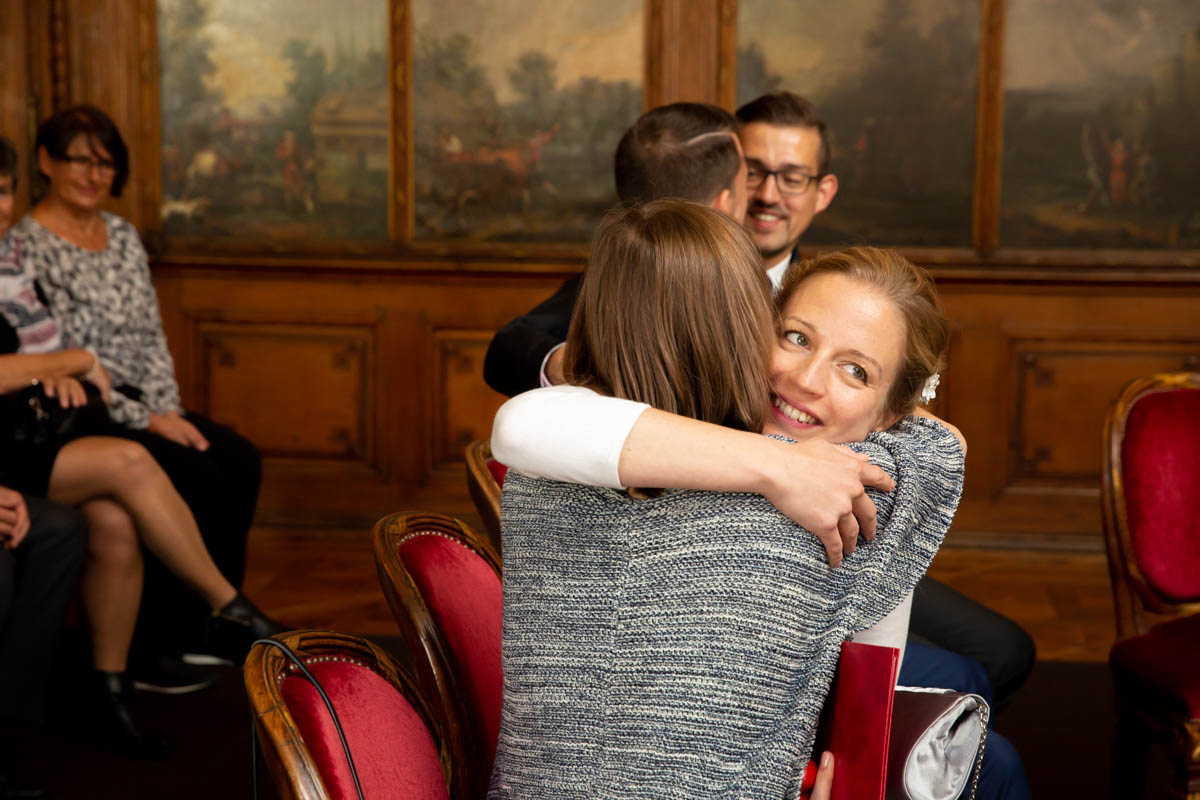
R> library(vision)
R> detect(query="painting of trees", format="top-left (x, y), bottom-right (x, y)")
top-left (411, 0), bottom-right (643, 242)
top-left (1001, 1), bottom-right (1200, 249)
top-left (738, 0), bottom-right (978, 247)
top-left (156, 0), bottom-right (388, 243)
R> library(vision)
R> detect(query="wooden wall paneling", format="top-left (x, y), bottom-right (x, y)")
top-left (392, 0), bottom-right (412, 244)
top-left (971, 0), bottom-right (1005, 257)
top-left (432, 329), bottom-right (508, 464)
top-left (716, 0), bottom-right (738, 111)
top-left (0, 0), bottom-right (31, 216)
top-left (939, 283), bottom-right (1200, 545)
top-left (1008, 341), bottom-right (1200, 486)
top-left (195, 322), bottom-right (378, 464)
top-left (151, 268), bottom-right (571, 525)
top-left (56, 0), bottom-right (147, 228)
top-left (645, 0), bottom-right (724, 108)
top-left (134, 0), bottom-right (161, 241)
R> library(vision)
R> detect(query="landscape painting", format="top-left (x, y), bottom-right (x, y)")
top-left (1001, 0), bottom-right (1200, 250)
top-left (411, 0), bottom-right (643, 242)
top-left (157, 0), bottom-right (389, 243)
top-left (738, 0), bottom-right (979, 248)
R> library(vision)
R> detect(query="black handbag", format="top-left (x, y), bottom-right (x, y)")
top-left (3, 381), bottom-right (109, 445)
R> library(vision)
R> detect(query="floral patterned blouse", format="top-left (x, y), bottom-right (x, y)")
top-left (10, 212), bottom-right (183, 428)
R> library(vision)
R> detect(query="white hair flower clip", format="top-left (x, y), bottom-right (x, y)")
top-left (920, 373), bottom-right (940, 405)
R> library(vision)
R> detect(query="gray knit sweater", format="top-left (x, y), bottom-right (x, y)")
top-left (489, 416), bottom-right (964, 800)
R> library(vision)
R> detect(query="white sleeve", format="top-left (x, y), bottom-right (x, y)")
top-left (538, 342), bottom-right (566, 387)
top-left (849, 590), bottom-right (913, 679)
top-left (490, 385), bottom-right (650, 489)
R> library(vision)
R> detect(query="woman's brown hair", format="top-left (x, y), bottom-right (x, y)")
top-left (777, 246), bottom-right (950, 418)
top-left (565, 199), bottom-right (773, 433)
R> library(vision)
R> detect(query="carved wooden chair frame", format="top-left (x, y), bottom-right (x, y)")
top-left (243, 628), bottom-right (464, 800)
top-left (1101, 371), bottom-right (1200, 640)
top-left (464, 439), bottom-right (503, 555)
top-left (1100, 371), bottom-right (1200, 799)
top-left (372, 511), bottom-right (501, 799)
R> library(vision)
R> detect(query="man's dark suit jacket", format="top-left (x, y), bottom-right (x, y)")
top-left (483, 274), bottom-right (582, 397)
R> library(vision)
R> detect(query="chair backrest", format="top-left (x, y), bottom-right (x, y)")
top-left (373, 511), bottom-right (503, 799)
top-left (1101, 371), bottom-right (1200, 639)
top-left (243, 629), bottom-right (462, 800)
top-left (464, 439), bottom-right (504, 554)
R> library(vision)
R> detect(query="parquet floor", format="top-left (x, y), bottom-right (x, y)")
top-left (244, 466), bottom-right (1121, 663)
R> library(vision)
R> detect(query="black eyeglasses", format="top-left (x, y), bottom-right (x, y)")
top-left (59, 155), bottom-right (117, 175)
top-left (745, 164), bottom-right (819, 196)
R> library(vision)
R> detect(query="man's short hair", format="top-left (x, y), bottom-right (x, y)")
top-left (614, 103), bottom-right (741, 207)
top-left (0, 137), bottom-right (17, 189)
top-left (736, 92), bottom-right (831, 177)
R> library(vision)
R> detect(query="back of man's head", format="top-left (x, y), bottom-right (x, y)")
top-left (736, 92), bottom-right (831, 176)
top-left (614, 103), bottom-right (741, 207)
top-left (0, 137), bottom-right (18, 189)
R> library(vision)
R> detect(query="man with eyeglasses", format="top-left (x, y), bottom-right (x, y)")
top-left (735, 92), bottom-right (839, 280)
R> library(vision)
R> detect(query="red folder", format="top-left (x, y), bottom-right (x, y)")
top-left (808, 641), bottom-right (899, 800)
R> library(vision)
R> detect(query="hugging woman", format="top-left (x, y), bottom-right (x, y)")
top-left (487, 201), bottom-right (965, 799)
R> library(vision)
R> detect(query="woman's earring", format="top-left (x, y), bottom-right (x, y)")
top-left (919, 373), bottom-right (940, 405)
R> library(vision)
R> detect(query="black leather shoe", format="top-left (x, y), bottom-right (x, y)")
top-left (89, 671), bottom-right (172, 760)
top-left (206, 592), bottom-right (289, 664)
top-left (129, 654), bottom-right (221, 695)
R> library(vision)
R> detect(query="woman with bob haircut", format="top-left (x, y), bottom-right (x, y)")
top-left (3, 105), bottom-right (279, 758)
top-left (488, 200), bottom-right (963, 800)
top-left (9, 103), bottom-right (264, 668)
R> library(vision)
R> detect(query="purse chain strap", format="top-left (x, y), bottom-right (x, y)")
top-left (965, 703), bottom-right (989, 800)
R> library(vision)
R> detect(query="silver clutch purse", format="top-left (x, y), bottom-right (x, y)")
top-left (886, 687), bottom-right (989, 800)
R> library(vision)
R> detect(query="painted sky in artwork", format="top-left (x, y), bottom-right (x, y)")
top-left (1004, 0), bottom-right (1200, 90)
top-left (738, 0), bottom-right (955, 100)
top-left (412, 0), bottom-right (642, 103)
top-left (160, 0), bottom-right (387, 115)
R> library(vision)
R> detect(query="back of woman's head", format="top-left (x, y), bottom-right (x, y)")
top-left (778, 246), bottom-right (949, 418)
top-left (565, 199), bottom-right (773, 432)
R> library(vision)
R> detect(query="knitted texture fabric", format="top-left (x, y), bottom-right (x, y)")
top-left (489, 416), bottom-right (964, 800)
top-left (12, 213), bottom-right (184, 428)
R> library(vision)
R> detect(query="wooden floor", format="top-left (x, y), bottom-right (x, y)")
top-left (244, 466), bottom-right (1121, 663)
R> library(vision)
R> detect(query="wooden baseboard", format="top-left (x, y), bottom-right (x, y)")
top-left (945, 529), bottom-right (1105, 553)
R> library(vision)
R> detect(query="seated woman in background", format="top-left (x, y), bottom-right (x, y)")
top-left (493, 243), bottom-right (1031, 799)
top-left (488, 201), bottom-right (963, 799)
top-left (0, 220), bottom-right (282, 760)
top-left (8, 104), bottom-right (262, 668)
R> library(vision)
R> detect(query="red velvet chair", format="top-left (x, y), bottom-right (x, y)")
top-left (373, 511), bottom-right (503, 799)
top-left (243, 629), bottom-right (466, 800)
top-left (464, 439), bottom-right (505, 555)
top-left (1101, 372), bottom-right (1200, 799)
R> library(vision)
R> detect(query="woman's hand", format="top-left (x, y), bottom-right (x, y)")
top-left (39, 375), bottom-right (88, 408)
top-left (82, 358), bottom-right (112, 404)
top-left (809, 752), bottom-right (834, 800)
top-left (763, 438), bottom-right (895, 568)
top-left (0, 487), bottom-right (31, 550)
top-left (148, 411), bottom-right (210, 451)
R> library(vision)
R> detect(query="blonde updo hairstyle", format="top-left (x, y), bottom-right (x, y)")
top-left (777, 246), bottom-right (949, 419)
top-left (565, 199), bottom-right (774, 433)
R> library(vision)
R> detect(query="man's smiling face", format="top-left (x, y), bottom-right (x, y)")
top-left (741, 122), bottom-right (837, 263)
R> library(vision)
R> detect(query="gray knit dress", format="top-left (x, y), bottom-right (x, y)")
top-left (490, 416), bottom-right (964, 800)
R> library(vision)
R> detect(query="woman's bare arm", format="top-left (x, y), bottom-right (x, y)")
top-left (617, 409), bottom-right (894, 566)
top-left (492, 386), bottom-right (895, 566)
top-left (0, 349), bottom-right (94, 394)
